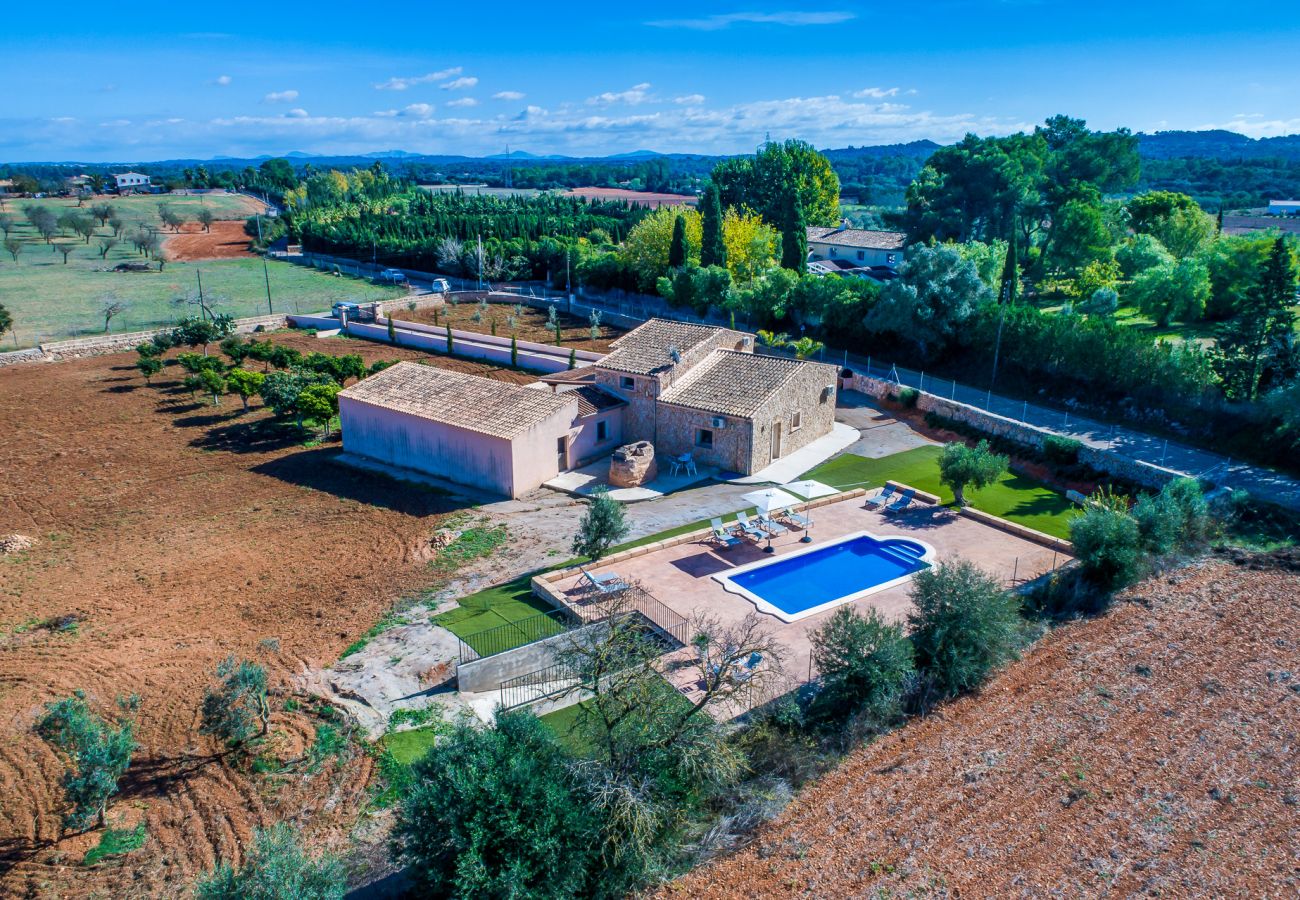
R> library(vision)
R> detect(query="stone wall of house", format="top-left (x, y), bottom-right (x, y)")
top-left (592, 368), bottom-right (659, 443)
top-left (846, 372), bottom-right (1183, 490)
top-left (654, 404), bottom-right (755, 473)
top-left (746, 361), bottom-right (840, 472)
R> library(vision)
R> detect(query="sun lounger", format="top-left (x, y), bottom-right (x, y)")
top-left (885, 488), bottom-right (916, 514)
top-left (756, 512), bottom-right (789, 536)
top-left (864, 485), bottom-right (896, 510)
top-left (579, 568), bottom-right (628, 594)
top-left (733, 511), bottom-right (767, 540)
top-left (709, 517), bottom-right (742, 549)
top-left (779, 506), bottom-right (810, 528)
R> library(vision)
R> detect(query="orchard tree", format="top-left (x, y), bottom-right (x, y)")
top-left (99, 294), bottom-right (128, 332)
top-left (200, 657), bottom-right (270, 747)
top-left (4, 237), bottom-right (21, 263)
top-left (98, 236), bottom-right (118, 259)
top-left (571, 488), bottom-right (629, 562)
top-left (226, 369), bottom-right (266, 411)
top-left (34, 693), bottom-right (137, 833)
top-left (0, 301), bottom-right (12, 340)
top-left (939, 440), bottom-right (1009, 506)
top-left (296, 382), bottom-right (342, 437)
top-left (199, 368), bottom-right (227, 406)
top-left (55, 243), bottom-right (75, 264)
top-left (197, 207), bottom-right (216, 233)
top-left (135, 356), bottom-right (164, 384)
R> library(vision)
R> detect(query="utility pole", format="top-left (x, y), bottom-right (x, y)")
top-left (262, 257), bottom-right (274, 315)
top-left (196, 270), bottom-right (206, 321)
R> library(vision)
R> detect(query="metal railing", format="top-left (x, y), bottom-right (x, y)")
top-left (498, 661), bottom-right (584, 710)
top-left (456, 607), bottom-right (576, 663)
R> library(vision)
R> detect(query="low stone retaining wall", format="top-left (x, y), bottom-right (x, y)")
top-left (0, 313), bottom-right (294, 366)
top-left (457, 621), bottom-right (607, 694)
top-left (849, 372), bottom-right (1184, 490)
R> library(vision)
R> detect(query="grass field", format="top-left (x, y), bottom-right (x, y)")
top-left (802, 445), bottom-right (1077, 539)
top-left (0, 193), bottom-right (403, 346)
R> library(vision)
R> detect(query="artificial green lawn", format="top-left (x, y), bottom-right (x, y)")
top-left (801, 445), bottom-right (1077, 540)
top-left (381, 726), bottom-right (442, 766)
top-left (1, 196), bottom-right (403, 346)
top-left (431, 575), bottom-right (566, 655)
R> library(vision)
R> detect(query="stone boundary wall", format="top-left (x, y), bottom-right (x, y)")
top-left (848, 372), bottom-right (1184, 490)
top-left (0, 313), bottom-right (292, 367)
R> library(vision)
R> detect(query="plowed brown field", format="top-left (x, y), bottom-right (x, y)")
top-left (163, 220), bottom-right (255, 261)
top-left (667, 556), bottom-right (1300, 898)
top-left (0, 334), bottom-right (534, 897)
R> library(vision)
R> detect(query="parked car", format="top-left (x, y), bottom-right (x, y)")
top-left (430, 277), bottom-right (450, 293)
top-left (376, 268), bottom-right (408, 284)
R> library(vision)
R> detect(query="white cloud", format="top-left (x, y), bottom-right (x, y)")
top-left (264, 90), bottom-right (299, 103)
top-left (214, 74), bottom-right (232, 86)
top-left (447, 97), bottom-right (478, 108)
top-left (1199, 114), bottom-right (1300, 138)
top-left (493, 90), bottom-right (526, 101)
top-left (374, 67), bottom-right (462, 91)
top-left (286, 108), bottom-right (309, 118)
top-left (401, 103), bottom-right (436, 118)
top-left (440, 76), bottom-right (478, 91)
top-left (674, 94), bottom-right (706, 105)
top-left (647, 11), bottom-right (854, 30)
top-left (588, 83), bottom-right (653, 106)
top-left (853, 87), bottom-right (900, 99)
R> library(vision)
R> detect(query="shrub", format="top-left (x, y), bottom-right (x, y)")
top-left (1069, 502), bottom-right (1143, 590)
top-left (895, 387), bottom-right (919, 408)
top-left (392, 711), bottom-right (600, 899)
top-left (809, 607), bottom-right (914, 729)
top-left (1133, 477), bottom-right (1214, 555)
top-left (194, 823), bottom-right (344, 900)
top-left (907, 560), bottom-right (1023, 699)
top-left (938, 440), bottom-right (1008, 506)
top-left (1042, 434), bottom-right (1083, 466)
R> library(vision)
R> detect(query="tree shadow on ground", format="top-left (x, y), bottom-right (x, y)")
top-left (101, 383), bottom-right (139, 394)
top-left (252, 448), bottom-right (467, 517)
top-left (187, 415), bottom-right (304, 454)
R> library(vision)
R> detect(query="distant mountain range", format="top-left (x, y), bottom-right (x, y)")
top-left (14, 130), bottom-right (1300, 169)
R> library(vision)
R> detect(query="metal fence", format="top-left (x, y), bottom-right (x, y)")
top-left (456, 607), bottom-right (576, 663)
top-left (498, 661), bottom-right (584, 711)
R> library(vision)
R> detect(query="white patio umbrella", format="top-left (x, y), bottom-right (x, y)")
top-left (740, 487), bottom-right (802, 553)
top-left (780, 479), bottom-right (839, 543)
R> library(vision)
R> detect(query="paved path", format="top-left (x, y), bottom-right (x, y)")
top-left (846, 356), bottom-right (1300, 511)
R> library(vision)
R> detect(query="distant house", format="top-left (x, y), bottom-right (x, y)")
top-left (113, 172), bottom-right (151, 193)
top-left (806, 224), bottom-right (908, 280)
top-left (1267, 200), bottom-right (1300, 216)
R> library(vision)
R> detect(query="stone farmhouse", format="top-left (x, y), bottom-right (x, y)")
top-left (337, 319), bottom-right (839, 498)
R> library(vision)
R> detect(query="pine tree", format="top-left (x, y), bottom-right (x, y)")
top-left (699, 184), bottom-right (726, 269)
top-left (668, 214), bottom-right (688, 269)
top-left (1216, 236), bottom-right (1297, 400)
top-left (780, 194), bottom-right (807, 274)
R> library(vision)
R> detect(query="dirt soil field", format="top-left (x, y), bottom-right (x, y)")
top-left (667, 555), bottom-right (1300, 898)
top-left (392, 296), bottom-right (623, 353)
top-left (0, 333), bottom-right (534, 897)
top-left (562, 187), bottom-right (698, 208)
top-left (164, 220), bottom-right (255, 262)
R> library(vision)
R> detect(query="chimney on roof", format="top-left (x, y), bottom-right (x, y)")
top-left (838, 218), bottom-right (851, 233)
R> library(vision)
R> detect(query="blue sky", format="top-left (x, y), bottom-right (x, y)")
top-left (2, 1), bottom-right (1297, 162)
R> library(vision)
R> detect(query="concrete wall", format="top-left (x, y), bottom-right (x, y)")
top-left (510, 405), bottom-right (580, 495)
top-left (339, 396), bottom-right (519, 497)
top-left (569, 408), bottom-right (625, 467)
top-left (846, 372), bottom-right (1184, 490)
top-left (457, 620), bottom-right (609, 693)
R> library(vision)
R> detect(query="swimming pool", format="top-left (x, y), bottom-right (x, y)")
top-left (712, 531), bottom-right (935, 622)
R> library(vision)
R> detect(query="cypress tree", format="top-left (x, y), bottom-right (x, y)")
top-left (700, 184), bottom-right (726, 269)
top-left (510, 335), bottom-right (518, 367)
top-left (780, 194), bottom-right (807, 274)
top-left (668, 214), bottom-right (688, 269)
top-left (445, 323), bottom-right (453, 354)
top-left (387, 315), bottom-right (397, 344)
top-left (1000, 229), bottom-right (1018, 304)
top-left (567, 348), bottom-right (576, 370)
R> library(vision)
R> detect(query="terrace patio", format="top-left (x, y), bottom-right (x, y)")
top-left (539, 489), bottom-right (1072, 715)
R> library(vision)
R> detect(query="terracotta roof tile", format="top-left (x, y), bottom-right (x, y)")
top-left (806, 227), bottom-right (908, 251)
top-left (338, 362), bottom-right (576, 439)
top-left (599, 318), bottom-right (729, 375)
top-left (658, 350), bottom-right (837, 418)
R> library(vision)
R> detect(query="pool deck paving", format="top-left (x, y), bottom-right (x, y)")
top-left (551, 492), bottom-right (1070, 714)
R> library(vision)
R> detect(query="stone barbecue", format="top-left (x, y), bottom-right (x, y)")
top-left (609, 441), bottom-right (658, 488)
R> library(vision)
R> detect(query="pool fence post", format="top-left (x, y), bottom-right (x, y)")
top-left (1161, 439), bottom-right (1169, 466)
top-left (1011, 557), bottom-right (1018, 584)
top-left (1022, 400), bottom-right (1028, 422)
top-left (919, 371), bottom-right (925, 392)
top-left (1051, 549), bottom-right (1058, 571)
top-left (951, 380), bottom-right (956, 400)
top-left (1063, 410), bottom-right (1070, 429)
top-left (985, 388), bottom-right (992, 409)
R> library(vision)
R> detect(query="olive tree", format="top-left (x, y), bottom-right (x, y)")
top-left (200, 657), bottom-right (270, 747)
top-left (809, 606), bottom-right (914, 727)
top-left (226, 369), bottom-right (266, 412)
top-left (34, 693), bottom-right (137, 833)
top-left (571, 488), bottom-right (629, 562)
top-left (195, 823), bottom-right (344, 900)
top-left (939, 440), bottom-right (1008, 506)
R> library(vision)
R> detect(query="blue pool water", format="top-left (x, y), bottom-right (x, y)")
top-left (727, 534), bottom-right (929, 618)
